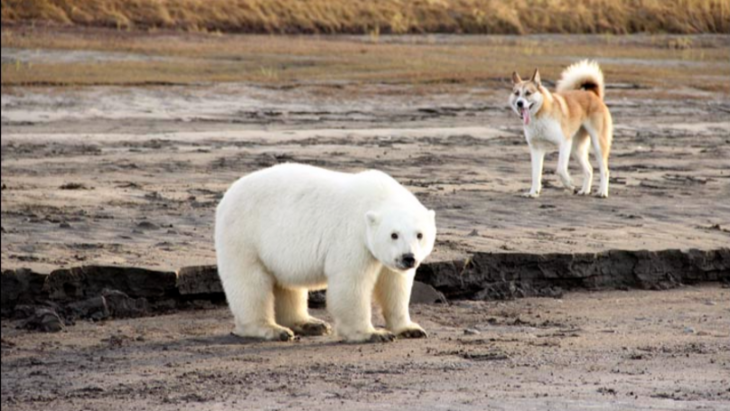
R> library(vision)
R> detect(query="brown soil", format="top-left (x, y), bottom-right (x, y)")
top-left (3, 286), bottom-right (729, 410)
top-left (2, 80), bottom-right (729, 272)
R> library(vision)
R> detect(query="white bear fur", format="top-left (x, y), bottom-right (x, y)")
top-left (215, 163), bottom-right (437, 343)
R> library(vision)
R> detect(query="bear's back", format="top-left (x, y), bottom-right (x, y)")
top-left (216, 164), bottom-right (391, 285)
top-left (229, 164), bottom-right (409, 205)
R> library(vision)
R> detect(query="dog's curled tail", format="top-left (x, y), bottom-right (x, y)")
top-left (556, 60), bottom-right (605, 100)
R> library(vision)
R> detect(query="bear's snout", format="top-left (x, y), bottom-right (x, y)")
top-left (400, 253), bottom-right (416, 269)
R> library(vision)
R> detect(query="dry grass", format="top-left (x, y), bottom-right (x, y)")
top-left (2, 0), bottom-right (729, 35)
top-left (2, 27), bottom-right (729, 94)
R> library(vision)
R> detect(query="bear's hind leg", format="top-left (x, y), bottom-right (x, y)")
top-left (327, 269), bottom-right (395, 343)
top-left (220, 258), bottom-right (295, 342)
top-left (374, 268), bottom-right (427, 339)
top-left (275, 286), bottom-right (331, 336)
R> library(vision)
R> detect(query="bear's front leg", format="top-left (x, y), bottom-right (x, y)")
top-left (274, 286), bottom-right (331, 337)
top-left (326, 268), bottom-right (395, 343)
top-left (374, 268), bottom-right (427, 339)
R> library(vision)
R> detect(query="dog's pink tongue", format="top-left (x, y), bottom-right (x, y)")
top-left (522, 108), bottom-right (530, 126)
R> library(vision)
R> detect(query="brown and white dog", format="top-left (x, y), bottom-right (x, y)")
top-left (509, 60), bottom-right (613, 198)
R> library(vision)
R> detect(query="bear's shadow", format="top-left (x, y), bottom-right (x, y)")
top-left (181, 333), bottom-right (348, 350)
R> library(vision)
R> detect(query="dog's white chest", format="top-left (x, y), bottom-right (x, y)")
top-left (524, 117), bottom-right (564, 148)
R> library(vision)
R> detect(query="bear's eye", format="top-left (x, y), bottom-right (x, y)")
top-left (417, 233), bottom-right (423, 240)
top-left (391, 233), bottom-right (399, 240)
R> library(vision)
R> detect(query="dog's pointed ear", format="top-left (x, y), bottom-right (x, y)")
top-left (531, 68), bottom-right (541, 86)
top-left (511, 71), bottom-right (522, 85)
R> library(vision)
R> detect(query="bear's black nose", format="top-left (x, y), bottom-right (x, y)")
top-left (401, 253), bottom-right (416, 269)
top-left (516, 100), bottom-right (524, 108)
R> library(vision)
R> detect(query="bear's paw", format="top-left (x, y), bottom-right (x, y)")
top-left (367, 330), bottom-right (397, 343)
top-left (292, 319), bottom-right (332, 337)
top-left (397, 327), bottom-right (428, 339)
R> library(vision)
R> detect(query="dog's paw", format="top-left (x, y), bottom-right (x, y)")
top-left (595, 191), bottom-right (609, 199)
top-left (522, 191), bottom-right (540, 199)
top-left (576, 189), bottom-right (591, 196)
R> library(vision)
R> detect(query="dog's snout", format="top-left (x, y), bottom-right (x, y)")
top-left (516, 100), bottom-right (524, 108)
top-left (401, 253), bottom-right (416, 269)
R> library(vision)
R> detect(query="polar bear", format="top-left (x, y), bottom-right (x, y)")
top-left (215, 163), bottom-right (437, 343)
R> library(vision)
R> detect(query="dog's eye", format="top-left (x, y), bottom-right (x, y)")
top-left (391, 233), bottom-right (399, 240)
top-left (525, 91), bottom-right (532, 96)
top-left (417, 233), bottom-right (423, 240)
top-left (514, 91), bottom-right (519, 96)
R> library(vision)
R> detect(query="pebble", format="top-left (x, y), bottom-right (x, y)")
top-left (136, 221), bottom-right (159, 230)
top-left (464, 328), bottom-right (480, 336)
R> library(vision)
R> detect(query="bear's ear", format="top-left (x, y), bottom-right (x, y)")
top-left (365, 211), bottom-right (380, 226)
top-left (428, 209), bottom-right (436, 220)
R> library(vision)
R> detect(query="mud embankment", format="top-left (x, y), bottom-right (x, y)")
top-left (3, 248), bottom-right (728, 331)
top-left (417, 248), bottom-right (730, 300)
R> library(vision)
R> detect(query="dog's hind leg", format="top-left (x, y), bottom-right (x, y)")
top-left (586, 120), bottom-right (610, 198)
top-left (556, 140), bottom-right (575, 192)
top-left (599, 115), bottom-right (613, 197)
top-left (572, 131), bottom-right (593, 195)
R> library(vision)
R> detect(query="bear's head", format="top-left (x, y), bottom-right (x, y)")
top-left (365, 208), bottom-right (436, 272)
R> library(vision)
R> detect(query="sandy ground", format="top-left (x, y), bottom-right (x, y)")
top-left (2, 33), bottom-right (729, 272)
top-left (2, 82), bottom-right (729, 272)
top-left (2, 32), bottom-right (730, 410)
top-left (3, 286), bottom-right (730, 410)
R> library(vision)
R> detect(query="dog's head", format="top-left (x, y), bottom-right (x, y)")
top-left (509, 69), bottom-right (544, 126)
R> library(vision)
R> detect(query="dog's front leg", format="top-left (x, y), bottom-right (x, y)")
top-left (556, 140), bottom-right (575, 192)
top-left (524, 145), bottom-right (545, 198)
